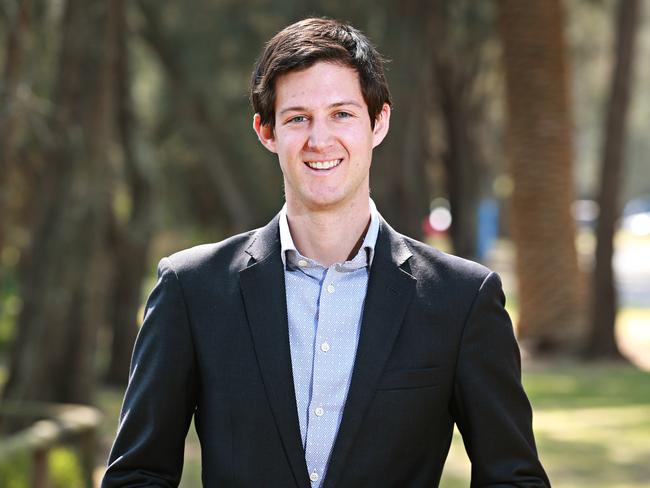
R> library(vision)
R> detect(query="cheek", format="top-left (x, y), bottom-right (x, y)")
top-left (277, 133), bottom-right (306, 156)
top-left (347, 123), bottom-right (373, 141)
top-left (344, 131), bottom-right (374, 156)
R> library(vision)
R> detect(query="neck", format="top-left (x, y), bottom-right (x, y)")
top-left (285, 196), bottom-right (371, 267)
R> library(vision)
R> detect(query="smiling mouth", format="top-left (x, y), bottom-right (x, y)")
top-left (304, 159), bottom-right (342, 170)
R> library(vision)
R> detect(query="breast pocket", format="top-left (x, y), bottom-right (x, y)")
top-left (376, 366), bottom-right (440, 391)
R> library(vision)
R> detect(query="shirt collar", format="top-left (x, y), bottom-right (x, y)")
top-left (279, 199), bottom-right (380, 269)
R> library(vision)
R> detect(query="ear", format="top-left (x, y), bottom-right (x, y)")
top-left (253, 113), bottom-right (277, 153)
top-left (371, 103), bottom-right (391, 148)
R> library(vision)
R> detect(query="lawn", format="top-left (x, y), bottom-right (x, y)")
top-left (439, 362), bottom-right (650, 488)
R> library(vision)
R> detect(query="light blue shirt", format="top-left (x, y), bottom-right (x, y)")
top-left (279, 200), bottom-right (380, 487)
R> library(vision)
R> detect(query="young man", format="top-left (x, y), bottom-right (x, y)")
top-left (103, 18), bottom-right (550, 488)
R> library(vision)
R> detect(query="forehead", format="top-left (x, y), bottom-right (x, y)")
top-left (274, 61), bottom-right (365, 111)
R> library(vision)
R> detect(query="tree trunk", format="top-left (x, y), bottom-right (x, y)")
top-left (0, 0), bottom-right (31, 254)
top-left (105, 0), bottom-right (154, 385)
top-left (136, 1), bottom-right (256, 233)
top-left (586, 0), bottom-right (640, 359)
top-left (436, 68), bottom-right (480, 260)
top-left (431, 0), bottom-right (493, 260)
top-left (2, 0), bottom-right (116, 406)
top-left (371, 0), bottom-right (433, 240)
top-left (498, 0), bottom-right (584, 353)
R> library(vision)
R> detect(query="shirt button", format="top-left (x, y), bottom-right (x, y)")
top-left (298, 259), bottom-right (308, 267)
top-left (326, 284), bottom-right (335, 293)
top-left (310, 471), bottom-right (319, 482)
top-left (320, 342), bottom-right (330, 352)
top-left (314, 406), bottom-right (324, 417)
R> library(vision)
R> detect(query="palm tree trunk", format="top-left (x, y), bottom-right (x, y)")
top-left (498, 0), bottom-right (584, 353)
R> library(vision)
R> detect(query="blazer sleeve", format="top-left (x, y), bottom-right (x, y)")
top-left (102, 258), bottom-right (198, 488)
top-left (451, 271), bottom-right (551, 487)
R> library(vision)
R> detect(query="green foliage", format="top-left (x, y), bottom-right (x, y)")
top-left (48, 447), bottom-right (84, 488)
top-left (0, 447), bottom-right (84, 488)
top-left (0, 270), bottom-right (20, 354)
top-left (0, 451), bottom-right (30, 488)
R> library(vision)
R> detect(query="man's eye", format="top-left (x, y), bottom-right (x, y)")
top-left (335, 112), bottom-right (352, 119)
top-left (289, 115), bottom-right (307, 123)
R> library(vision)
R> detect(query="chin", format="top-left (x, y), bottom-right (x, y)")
top-left (303, 195), bottom-right (346, 210)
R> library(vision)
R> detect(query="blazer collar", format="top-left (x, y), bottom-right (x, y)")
top-left (373, 216), bottom-right (413, 267)
top-left (245, 212), bottom-right (412, 268)
top-left (244, 213), bottom-right (282, 263)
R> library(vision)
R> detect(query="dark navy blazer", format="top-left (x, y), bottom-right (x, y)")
top-left (102, 215), bottom-right (550, 487)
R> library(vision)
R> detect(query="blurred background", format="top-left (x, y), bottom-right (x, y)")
top-left (0, 0), bottom-right (649, 486)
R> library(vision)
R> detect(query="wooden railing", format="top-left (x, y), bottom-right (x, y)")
top-left (0, 402), bottom-right (103, 488)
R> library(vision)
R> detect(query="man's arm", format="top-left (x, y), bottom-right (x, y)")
top-left (102, 258), bottom-right (198, 488)
top-left (451, 272), bottom-right (550, 487)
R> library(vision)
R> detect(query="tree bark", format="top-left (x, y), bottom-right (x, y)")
top-left (586, 0), bottom-right (640, 359)
top-left (104, 0), bottom-right (154, 385)
top-left (498, 0), bottom-right (584, 353)
top-left (431, 0), bottom-right (493, 260)
top-left (371, 0), bottom-right (433, 240)
top-left (0, 0), bottom-right (31, 254)
top-left (2, 0), bottom-right (116, 406)
top-left (435, 62), bottom-right (480, 260)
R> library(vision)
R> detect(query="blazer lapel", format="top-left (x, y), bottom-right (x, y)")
top-left (323, 219), bottom-right (416, 488)
top-left (239, 216), bottom-right (310, 488)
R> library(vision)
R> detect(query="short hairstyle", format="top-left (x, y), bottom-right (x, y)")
top-left (250, 17), bottom-right (391, 129)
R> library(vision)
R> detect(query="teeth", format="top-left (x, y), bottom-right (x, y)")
top-left (306, 159), bottom-right (341, 170)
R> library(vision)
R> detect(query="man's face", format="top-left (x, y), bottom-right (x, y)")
top-left (254, 61), bottom-right (390, 212)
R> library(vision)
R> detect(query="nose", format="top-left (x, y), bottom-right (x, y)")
top-left (306, 118), bottom-right (333, 151)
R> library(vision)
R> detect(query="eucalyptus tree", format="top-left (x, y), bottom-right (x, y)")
top-left (587, 0), bottom-right (641, 359)
top-left (3, 0), bottom-right (116, 405)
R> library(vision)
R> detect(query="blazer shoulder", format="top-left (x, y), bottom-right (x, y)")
top-left (162, 228), bottom-right (258, 278)
top-left (401, 234), bottom-right (493, 285)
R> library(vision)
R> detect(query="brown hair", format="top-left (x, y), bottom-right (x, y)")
top-left (250, 17), bottom-right (391, 129)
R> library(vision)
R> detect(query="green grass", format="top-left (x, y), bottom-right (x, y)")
top-left (439, 362), bottom-right (650, 488)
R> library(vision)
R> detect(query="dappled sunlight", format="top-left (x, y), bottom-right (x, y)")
top-left (535, 406), bottom-right (650, 487)
top-left (617, 309), bottom-right (650, 370)
top-left (440, 365), bottom-right (650, 487)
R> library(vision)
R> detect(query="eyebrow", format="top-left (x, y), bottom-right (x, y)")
top-left (278, 100), bottom-right (364, 116)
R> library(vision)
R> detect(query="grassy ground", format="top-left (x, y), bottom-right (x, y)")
top-left (95, 360), bottom-right (650, 487)
top-left (439, 362), bottom-right (650, 488)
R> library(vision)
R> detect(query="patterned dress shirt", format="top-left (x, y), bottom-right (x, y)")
top-left (278, 200), bottom-right (380, 487)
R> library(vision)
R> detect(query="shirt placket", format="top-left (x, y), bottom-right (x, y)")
top-left (305, 266), bottom-right (341, 487)
top-left (287, 265), bottom-right (320, 448)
